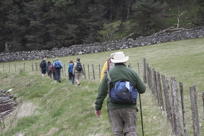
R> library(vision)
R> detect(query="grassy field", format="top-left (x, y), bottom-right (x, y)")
top-left (0, 38), bottom-right (204, 136)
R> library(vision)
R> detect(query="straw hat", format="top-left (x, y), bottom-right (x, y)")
top-left (110, 53), bottom-right (115, 58)
top-left (111, 51), bottom-right (129, 63)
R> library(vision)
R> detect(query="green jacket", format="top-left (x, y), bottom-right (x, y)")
top-left (95, 63), bottom-right (146, 111)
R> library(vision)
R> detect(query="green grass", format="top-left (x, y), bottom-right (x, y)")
top-left (0, 73), bottom-right (170, 136)
top-left (0, 38), bottom-right (204, 136)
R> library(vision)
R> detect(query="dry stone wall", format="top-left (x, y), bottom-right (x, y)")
top-left (1, 27), bottom-right (204, 62)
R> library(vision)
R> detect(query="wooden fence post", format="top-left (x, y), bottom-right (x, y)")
top-left (146, 64), bottom-right (150, 88)
top-left (171, 79), bottom-right (184, 136)
top-left (62, 68), bottom-right (64, 78)
top-left (150, 68), bottom-right (155, 96)
top-left (150, 68), bottom-right (154, 92)
top-left (92, 64), bottom-right (95, 80)
top-left (148, 66), bottom-right (153, 92)
top-left (35, 63), bottom-right (38, 71)
top-left (3, 63), bottom-right (4, 72)
top-left (161, 75), bottom-right (172, 122)
top-left (137, 62), bottom-right (140, 75)
top-left (179, 82), bottom-right (188, 136)
top-left (9, 62), bottom-right (11, 73)
top-left (156, 72), bottom-right (164, 110)
top-left (98, 64), bottom-right (101, 80)
top-left (37, 62), bottom-right (39, 71)
top-left (23, 63), bottom-right (25, 72)
top-left (153, 70), bottom-right (159, 104)
top-left (202, 92), bottom-right (204, 120)
top-left (170, 78), bottom-right (177, 135)
top-left (190, 86), bottom-right (200, 136)
top-left (83, 64), bottom-right (86, 79)
top-left (32, 62), bottom-right (34, 71)
top-left (87, 64), bottom-right (90, 80)
top-left (15, 62), bottom-right (16, 72)
top-left (143, 58), bottom-right (147, 83)
top-left (64, 64), bottom-right (66, 77)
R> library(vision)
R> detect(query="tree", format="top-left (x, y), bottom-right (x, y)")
top-left (132, 0), bottom-right (167, 35)
top-left (195, 0), bottom-right (204, 25)
top-left (0, 0), bottom-right (201, 52)
top-left (0, 0), bottom-right (105, 51)
top-left (0, 0), bottom-right (16, 52)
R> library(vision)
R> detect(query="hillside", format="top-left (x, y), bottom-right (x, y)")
top-left (0, 73), bottom-right (171, 136)
top-left (0, 38), bottom-right (204, 136)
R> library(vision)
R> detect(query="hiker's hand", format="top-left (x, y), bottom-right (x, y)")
top-left (95, 110), bottom-right (101, 117)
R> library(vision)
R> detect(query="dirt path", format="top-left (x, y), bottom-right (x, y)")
top-left (16, 101), bottom-right (37, 119)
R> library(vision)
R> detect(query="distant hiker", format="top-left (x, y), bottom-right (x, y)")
top-left (74, 58), bottom-right (83, 86)
top-left (95, 51), bottom-right (146, 136)
top-left (53, 58), bottom-right (63, 83)
top-left (68, 60), bottom-right (74, 84)
top-left (52, 62), bottom-right (56, 80)
top-left (100, 52), bottom-right (115, 81)
top-left (40, 58), bottom-right (47, 77)
top-left (47, 61), bottom-right (53, 78)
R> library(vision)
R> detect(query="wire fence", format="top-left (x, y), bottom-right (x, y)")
top-left (0, 61), bottom-right (135, 81)
top-left (0, 61), bottom-right (101, 80)
top-left (143, 58), bottom-right (203, 136)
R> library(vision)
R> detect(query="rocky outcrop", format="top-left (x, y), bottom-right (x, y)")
top-left (1, 27), bottom-right (204, 62)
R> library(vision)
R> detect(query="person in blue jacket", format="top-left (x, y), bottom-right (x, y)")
top-left (53, 58), bottom-right (63, 83)
top-left (68, 60), bottom-right (74, 84)
top-left (40, 58), bottom-right (47, 77)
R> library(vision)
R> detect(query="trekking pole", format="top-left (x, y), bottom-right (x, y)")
top-left (139, 94), bottom-right (144, 136)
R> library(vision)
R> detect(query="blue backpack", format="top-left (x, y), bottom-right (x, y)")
top-left (54, 61), bottom-right (62, 69)
top-left (107, 72), bottom-right (138, 104)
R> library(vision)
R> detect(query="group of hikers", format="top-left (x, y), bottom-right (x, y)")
top-left (40, 51), bottom-right (146, 136)
top-left (39, 57), bottom-right (83, 85)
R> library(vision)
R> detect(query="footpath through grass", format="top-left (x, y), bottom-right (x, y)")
top-left (0, 38), bottom-right (204, 135)
top-left (0, 72), bottom-right (170, 136)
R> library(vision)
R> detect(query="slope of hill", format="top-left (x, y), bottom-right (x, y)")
top-left (0, 38), bottom-right (204, 136)
top-left (0, 73), bottom-right (171, 136)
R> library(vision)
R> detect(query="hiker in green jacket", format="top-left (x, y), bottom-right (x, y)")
top-left (95, 51), bottom-right (146, 136)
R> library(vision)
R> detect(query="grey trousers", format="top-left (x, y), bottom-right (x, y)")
top-left (108, 108), bottom-right (137, 136)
